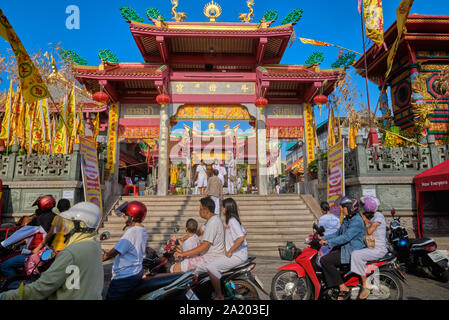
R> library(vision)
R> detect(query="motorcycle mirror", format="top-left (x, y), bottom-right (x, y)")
top-left (100, 231), bottom-right (110, 241)
top-left (41, 249), bottom-right (55, 261)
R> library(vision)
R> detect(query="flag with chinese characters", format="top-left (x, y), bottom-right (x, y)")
top-left (362, 0), bottom-right (385, 47)
top-left (0, 81), bottom-right (13, 142)
top-left (16, 93), bottom-right (26, 147)
top-left (23, 102), bottom-right (33, 153)
top-left (8, 89), bottom-right (22, 147)
top-left (0, 9), bottom-right (51, 104)
top-left (327, 106), bottom-right (336, 147)
top-left (92, 113), bottom-right (100, 146)
top-left (304, 103), bottom-right (315, 164)
top-left (67, 87), bottom-right (76, 153)
top-left (75, 105), bottom-right (84, 144)
top-left (106, 103), bottom-right (119, 174)
top-left (385, 0), bottom-right (414, 79)
top-left (52, 96), bottom-right (68, 154)
top-left (300, 38), bottom-right (330, 47)
top-left (348, 121), bottom-right (358, 150)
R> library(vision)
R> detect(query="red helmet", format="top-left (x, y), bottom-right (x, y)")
top-left (32, 195), bottom-right (56, 211)
top-left (125, 201), bottom-right (147, 222)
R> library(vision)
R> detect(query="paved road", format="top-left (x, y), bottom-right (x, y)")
top-left (102, 255), bottom-right (449, 300)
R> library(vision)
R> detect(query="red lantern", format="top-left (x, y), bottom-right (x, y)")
top-left (156, 94), bottom-right (170, 108)
top-left (255, 97), bottom-right (268, 112)
top-left (313, 94), bottom-right (328, 106)
top-left (93, 91), bottom-right (109, 104)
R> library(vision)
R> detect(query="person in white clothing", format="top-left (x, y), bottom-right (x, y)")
top-left (194, 160), bottom-right (208, 195)
top-left (204, 198), bottom-right (248, 300)
top-left (171, 219), bottom-right (205, 272)
top-left (172, 197), bottom-right (225, 272)
top-left (226, 157), bottom-right (236, 195)
top-left (218, 162), bottom-right (227, 186)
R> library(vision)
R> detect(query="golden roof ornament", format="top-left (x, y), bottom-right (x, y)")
top-left (239, 0), bottom-right (255, 23)
top-left (171, 0), bottom-right (186, 22)
top-left (204, 1), bottom-right (222, 22)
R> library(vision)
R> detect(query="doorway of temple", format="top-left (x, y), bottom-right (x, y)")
top-left (168, 104), bottom-right (257, 195)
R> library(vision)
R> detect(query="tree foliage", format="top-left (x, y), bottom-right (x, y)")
top-left (120, 6), bottom-right (144, 23)
top-left (305, 52), bottom-right (324, 66)
top-left (280, 9), bottom-right (303, 25)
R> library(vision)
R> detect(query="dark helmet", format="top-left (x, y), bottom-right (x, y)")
top-left (32, 195), bottom-right (56, 212)
top-left (339, 196), bottom-right (360, 217)
top-left (125, 201), bottom-right (147, 223)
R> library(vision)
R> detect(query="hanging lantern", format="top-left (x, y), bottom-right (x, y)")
top-left (156, 94), bottom-right (170, 109)
top-left (255, 97), bottom-right (268, 112)
top-left (93, 91), bottom-right (109, 104)
top-left (313, 94), bottom-right (328, 107)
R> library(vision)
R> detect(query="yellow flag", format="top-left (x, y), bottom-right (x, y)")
top-left (75, 106), bottom-right (84, 144)
top-left (362, 0), bottom-right (385, 47)
top-left (52, 96), bottom-right (68, 154)
top-left (385, 0), bottom-right (414, 79)
top-left (16, 94), bottom-right (26, 147)
top-left (348, 121), bottom-right (358, 149)
top-left (300, 38), bottom-right (330, 47)
top-left (0, 81), bottom-right (13, 143)
top-left (304, 103), bottom-right (315, 164)
top-left (327, 107), bottom-right (336, 147)
top-left (22, 102), bottom-right (33, 153)
top-left (92, 113), bottom-right (100, 145)
top-left (106, 103), bottom-right (118, 174)
top-left (0, 10), bottom-right (51, 104)
top-left (8, 89), bottom-right (22, 147)
top-left (247, 165), bottom-right (252, 186)
top-left (66, 87), bottom-right (76, 153)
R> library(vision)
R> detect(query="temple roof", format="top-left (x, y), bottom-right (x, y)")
top-left (354, 14), bottom-right (449, 85)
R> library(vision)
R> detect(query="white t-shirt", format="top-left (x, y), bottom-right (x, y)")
top-left (218, 166), bottom-right (227, 178)
top-left (371, 212), bottom-right (387, 251)
top-left (202, 215), bottom-right (225, 261)
top-left (196, 165), bottom-right (207, 177)
top-left (112, 226), bottom-right (147, 280)
top-left (182, 234), bottom-right (201, 254)
top-left (318, 213), bottom-right (341, 236)
top-left (225, 217), bottom-right (248, 260)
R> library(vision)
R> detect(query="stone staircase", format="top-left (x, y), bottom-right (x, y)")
top-left (98, 194), bottom-right (319, 257)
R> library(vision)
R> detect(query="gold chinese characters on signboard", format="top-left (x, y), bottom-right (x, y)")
top-left (170, 82), bottom-right (255, 95)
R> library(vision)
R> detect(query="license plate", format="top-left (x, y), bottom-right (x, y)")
top-left (254, 275), bottom-right (264, 289)
top-left (186, 289), bottom-right (199, 300)
top-left (428, 250), bottom-right (448, 263)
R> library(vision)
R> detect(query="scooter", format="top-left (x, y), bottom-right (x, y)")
top-left (388, 209), bottom-right (449, 282)
top-left (271, 223), bottom-right (406, 300)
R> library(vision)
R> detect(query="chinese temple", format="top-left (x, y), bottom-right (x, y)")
top-left (73, 2), bottom-right (345, 195)
top-left (354, 14), bottom-right (449, 144)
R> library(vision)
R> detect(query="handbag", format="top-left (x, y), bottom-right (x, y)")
top-left (364, 233), bottom-right (375, 249)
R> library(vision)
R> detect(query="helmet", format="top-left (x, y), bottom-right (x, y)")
top-left (125, 201), bottom-right (147, 223)
top-left (59, 202), bottom-right (102, 229)
top-left (32, 195), bottom-right (56, 212)
top-left (360, 196), bottom-right (380, 213)
top-left (339, 196), bottom-right (360, 217)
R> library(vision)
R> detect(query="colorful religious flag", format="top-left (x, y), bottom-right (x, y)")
top-left (9, 90), bottom-right (24, 147)
top-left (0, 81), bottom-right (13, 144)
top-left (16, 94), bottom-right (26, 147)
top-left (362, 0), bottom-right (385, 48)
top-left (300, 38), bottom-right (330, 47)
top-left (66, 87), bottom-right (76, 153)
top-left (52, 96), bottom-right (68, 154)
top-left (304, 103), bottom-right (315, 164)
top-left (105, 103), bottom-right (119, 174)
top-left (30, 99), bottom-right (47, 153)
top-left (348, 121), bottom-right (358, 150)
top-left (23, 102), bottom-right (33, 153)
top-left (327, 139), bottom-right (345, 222)
top-left (385, 0), bottom-right (414, 79)
top-left (327, 106), bottom-right (336, 147)
top-left (79, 136), bottom-right (103, 215)
top-left (92, 113), bottom-right (100, 146)
top-left (0, 10), bottom-right (51, 105)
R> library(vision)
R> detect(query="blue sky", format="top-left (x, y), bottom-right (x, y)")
top-left (1, 1), bottom-right (448, 128)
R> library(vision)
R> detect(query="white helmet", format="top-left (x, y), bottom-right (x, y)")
top-left (59, 202), bottom-right (102, 229)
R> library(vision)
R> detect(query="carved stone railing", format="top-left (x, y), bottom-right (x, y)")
top-left (367, 146), bottom-right (432, 172)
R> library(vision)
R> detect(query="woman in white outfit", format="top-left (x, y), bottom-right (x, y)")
top-left (206, 198), bottom-right (248, 300)
top-left (350, 196), bottom-right (388, 299)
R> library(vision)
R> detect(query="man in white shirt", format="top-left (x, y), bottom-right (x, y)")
top-left (226, 157), bottom-right (236, 195)
top-left (194, 160), bottom-right (208, 195)
top-left (218, 162), bottom-right (227, 186)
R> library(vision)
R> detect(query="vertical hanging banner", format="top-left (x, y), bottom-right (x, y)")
top-left (79, 136), bottom-right (103, 215)
top-left (106, 104), bottom-right (118, 174)
top-left (0, 81), bottom-right (13, 143)
top-left (362, 0), bottom-right (385, 47)
top-left (327, 139), bottom-right (345, 221)
top-left (304, 103), bottom-right (315, 164)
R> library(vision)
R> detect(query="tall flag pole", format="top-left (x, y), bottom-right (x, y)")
top-left (360, 0), bottom-right (373, 130)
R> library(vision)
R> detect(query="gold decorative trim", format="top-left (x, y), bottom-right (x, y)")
top-left (204, 1), bottom-right (222, 23)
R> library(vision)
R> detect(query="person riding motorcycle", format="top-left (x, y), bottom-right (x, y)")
top-left (0, 201), bottom-right (104, 300)
top-left (0, 195), bottom-right (57, 279)
top-left (319, 196), bottom-right (366, 300)
top-left (103, 201), bottom-right (148, 300)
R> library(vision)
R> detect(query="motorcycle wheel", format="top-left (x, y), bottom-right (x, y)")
top-left (367, 271), bottom-right (403, 300)
top-left (230, 279), bottom-right (259, 300)
top-left (270, 270), bottom-right (312, 300)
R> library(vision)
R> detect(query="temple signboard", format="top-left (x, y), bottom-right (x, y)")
top-left (121, 104), bottom-right (160, 118)
top-left (170, 82), bottom-right (255, 95)
top-left (265, 105), bottom-right (303, 118)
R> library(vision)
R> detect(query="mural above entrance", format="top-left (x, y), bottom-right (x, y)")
top-left (174, 105), bottom-right (252, 120)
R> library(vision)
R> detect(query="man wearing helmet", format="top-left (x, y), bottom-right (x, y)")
top-left (318, 196), bottom-right (366, 300)
top-left (103, 201), bottom-right (147, 300)
top-left (0, 195), bottom-right (57, 279)
top-left (0, 202), bottom-right (104, 300)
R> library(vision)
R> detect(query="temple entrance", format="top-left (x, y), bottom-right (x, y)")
top-left (167, 105), bottom-right (257, 195)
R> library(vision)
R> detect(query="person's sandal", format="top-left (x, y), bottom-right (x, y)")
top-left (359, 287), bottom-right (371, 300)
top-left (337, 290), bottom-right (351, 300)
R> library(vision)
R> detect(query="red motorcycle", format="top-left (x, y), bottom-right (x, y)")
top-left (271, 224), bottom-right (406, 300)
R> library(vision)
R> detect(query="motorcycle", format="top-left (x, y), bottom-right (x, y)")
top-left (388, 208), bottom-right (449, 282)
top-left (271, 223), bottom-right (406, 300)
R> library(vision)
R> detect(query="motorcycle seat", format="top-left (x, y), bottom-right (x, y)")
top-left (408, 238), bottom-right (434, 246)
top-left (367, 251), bottom-right (396, 264)
top-left (222, 257), bottom-right (256, 275)
top-left (122, 272), bottom-right (185, 300)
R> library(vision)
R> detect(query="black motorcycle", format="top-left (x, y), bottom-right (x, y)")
top-left (388, 209), bottom-right (449, 282)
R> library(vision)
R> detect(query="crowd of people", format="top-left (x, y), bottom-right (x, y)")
top-left (0, 190), bottom-right (388, 300)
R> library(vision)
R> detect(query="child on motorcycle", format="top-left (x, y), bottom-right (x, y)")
top-left (317, 202), bottom-right (341, 267)
top-left (103, 201), bottom-right (148, 300)
top-left (201, 198), bottom-right (248, 300)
